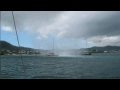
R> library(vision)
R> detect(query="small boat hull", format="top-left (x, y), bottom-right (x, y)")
top-left (81, 53), bottom-right (92, 55)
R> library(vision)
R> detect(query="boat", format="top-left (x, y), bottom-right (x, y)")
top-left (46, 52), bottom-right (58, 56)
top-left (81, 52), bottom-right (92, 55)
top-left (46, 38), bottom-right (58, 56)
top-left (81, 40), bottom-right (92, 55)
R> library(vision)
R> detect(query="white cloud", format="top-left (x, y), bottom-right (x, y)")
top-left (88, 35), bottom-right (120, 46)
top-left (2, 26), bottom-right (13, 32)
top-left (1, 11), bottom-right (120, 47)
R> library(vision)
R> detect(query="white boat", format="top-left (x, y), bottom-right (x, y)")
top-left (81, 40), bottom-right (92, 55)
top-left (81, 52), bottom-right (92, 55)
top-left (46, 38), bottom-right (58, 56)
top-left (46, 52), bottom-right (58, 56)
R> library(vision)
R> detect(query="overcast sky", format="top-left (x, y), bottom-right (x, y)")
top-left (1, 11), bottom-right (120, 49)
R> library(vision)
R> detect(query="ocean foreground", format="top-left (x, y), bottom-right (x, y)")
top-left (1, 53), bottom-right (120, 79)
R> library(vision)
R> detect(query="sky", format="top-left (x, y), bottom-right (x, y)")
top-left (1, 11), bottom-right (120, 50)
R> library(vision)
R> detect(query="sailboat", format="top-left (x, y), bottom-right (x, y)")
top-left (81, 39), bottom-right (92, 55)
top-left (81, 51), bottom-right (92, 55)
top-left (46, 38), bottom-right (58, 56)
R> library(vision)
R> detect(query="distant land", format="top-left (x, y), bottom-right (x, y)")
top-left (88, 46), bottom-right (120, 51)
top-left (0, 40), bottom-right (33, 51)
top-left (0, 41), bottom-right (46, 55)
top-left (1, 40), bottom-right (120, 51)
top-left (0, 40), bottom-right (120, 55)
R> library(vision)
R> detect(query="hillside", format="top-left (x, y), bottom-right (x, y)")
top-left (0, 40), bottom-right (120, 52)
top-left (88, 46), bottom-right (120, 51)
top-left (0, 40), bottom-right (34, 51)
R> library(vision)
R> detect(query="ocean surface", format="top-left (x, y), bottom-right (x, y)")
top-left (1, 53), bottom-right (120, 79)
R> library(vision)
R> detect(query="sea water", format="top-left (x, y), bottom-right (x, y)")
top-left (1, 53), bottom-right (120, 79)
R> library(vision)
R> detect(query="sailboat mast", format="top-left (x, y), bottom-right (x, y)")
top-left (0, 11), bottom-right (1, 79)
top-left (53, 38), bottom-right (54, 53)
top-left (12, 11), bottom-right (27, 79)
top-left (86, 39), bottom-right (87, 49)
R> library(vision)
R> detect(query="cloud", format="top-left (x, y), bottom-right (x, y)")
top-left (2, 26), bottom-right (13, 32)
top-left (88, 35), bottom-right (120, 46)
top-left (1, 11), bottom-right (120, 47)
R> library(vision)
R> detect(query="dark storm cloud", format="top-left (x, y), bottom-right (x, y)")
top-left (1, 11), bottom-right (120, 46)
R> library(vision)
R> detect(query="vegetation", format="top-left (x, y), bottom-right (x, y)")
top-left (0, 40), bottom-right (41, 55)
top-left (88, 46), bottom-right (120, 51)
top-left (0, 40), bottom-right (120, 55)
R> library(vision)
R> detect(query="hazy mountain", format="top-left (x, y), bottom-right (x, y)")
top-left (0, 40), bottom-right (34, 51)
top-left (0, 40), bottom-right (120, 52)
top-left (88, 46), bottom-right (120, 51)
